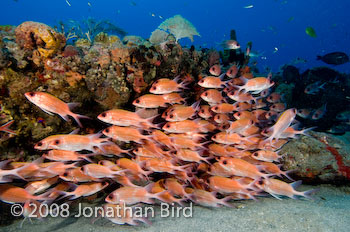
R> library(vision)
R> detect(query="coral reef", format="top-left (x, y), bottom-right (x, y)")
top-left (0, 21), bottom-right (208, 161)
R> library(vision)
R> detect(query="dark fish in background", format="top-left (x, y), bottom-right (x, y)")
top-left (317, 52), bottom-right (349, 65)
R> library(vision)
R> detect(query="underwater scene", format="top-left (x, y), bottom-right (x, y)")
top-left (0, 0), bottom-right (350, 231)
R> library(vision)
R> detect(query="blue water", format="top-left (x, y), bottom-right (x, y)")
top-left (2, 0), bottom-right (350, 73)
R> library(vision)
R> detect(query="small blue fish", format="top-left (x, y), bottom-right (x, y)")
top-left (304, 81), bottom-right (326, 94)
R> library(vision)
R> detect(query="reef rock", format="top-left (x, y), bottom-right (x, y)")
top-left (15, 21), bottom-right (66, 60)
top-left (281, 131), bottom-right (350, 183)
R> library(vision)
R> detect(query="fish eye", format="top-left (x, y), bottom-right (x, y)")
top-left (217, 115), bottom-right (220, 119)
top-left (37, 142), bottom-right (43, 147)
top-left (29, 92), bottom-right (35, 97)
top-left (152, 86), bottom-right (157, 90)
top-left (105, 128), bottom-right (110, 133)
top-left (169, 114), bottom-right (174, 118)
top-left (213, 135), bottom-right (217, 139)
top-left (237, 112), bottom-right (241, 116)
top-left (135, 99), bottom-right (140, 103)
top-left (214, 107), bottom-right (218, 110)
top-left (204, 92), bottom-right (208, 96)
top-left (81, 167), bottom-right (85, 172)
top-left (63, 172), bottom-right (68, 177)
top-left (200, 110), bottom-right (204, 113)
top-left (253, 152), bottom-right (258, 156)
top-left (166, 124), bottom-right (170, 128)
top-left (207, 167), bottom-right (211, 172)
top-left (236, 103), bottom-right (240, 107)
top-left (199, 80), bottom-right (204, 83)
top-left (54, 140), bottom-right (60, 145)
top-left (258, 180), bottom-right (264, 185)
top-left (222, 160), bottom-right (227, 165)
top-left (101, 113), bottom-right (106, 117)
top-left (135, 148), bottom-right (139, 152)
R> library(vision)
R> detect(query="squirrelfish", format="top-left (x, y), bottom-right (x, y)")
top-left (25, 92), bottom-right (89, 127)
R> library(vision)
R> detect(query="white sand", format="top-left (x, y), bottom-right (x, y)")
top-left (1, 185), bottom-right (350, 232)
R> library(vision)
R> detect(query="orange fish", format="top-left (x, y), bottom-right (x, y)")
top-left (201, 89), bottom-right (224, 105)
top-left (211, 103), bottom-right (235, 114)
top-left (270, 103), bottom-right (286, 112)
top-left (117, 158), bottom-right (151, 178)
top-left (150, 77), bottom-right (187, 94)
top-left (226, 64), bottom-right (239, 78)
top-left (226, 118), bottom-right (254, 134)
top-left (35, 133), bottom-right (109, 152)
top-left (172, 149), bottom-right (210, 164)
top-left (162, 92), bottom-right (186, 105)
top-left (266, 92), bottom-right (282, 103)
top-left (144, 158), bottom-right (189, 174)
top-left (163, 120), bottom-right (200, 133)
top-left (25, 92), bottom-right (89, 127)
top-left (59, 182), bottom-right (109, 200)
top-left (133, 94), bottom-right (167, 108)
top-left (60, 167), bottom-right (99, 182)
top-left (165, 101), bottom-right (199, 122)
top-left (0, 184), bottom-right (50, 203)
top-left (208, 176), bottom-right (255, 196)
top-left (209, 64), bottom-right (221, 76)
top-left (213, 113), bottom-right (230, 124)
top-left (43, 150), bottom-right (93, 162)
top-left (264, 108), bottom-right (297, 143)
top-left (97, 109), bottom-right (154, 128)
top-left (81, 163), bottom-right (125, 178)
top-left (251, 150), bottom-right (281, 162)
top-left (189, 189), bottom-right (232, 207)
top-left (228, 90), bottom-right (257, 103)
top-left (198, 76), bottom-right (226, 88)
top-left (234, 77), bottom-right (274, 94)
top-left (211, 132), bottom-right (249, 145)
top-left (218, 157), bottom-right (270, 179)
top-left (198, 105), bottom-right (213, 119)
top-left (25, 176), bottom-right (59, 194)
top-left (103, 126), bottom-right (149, 143)
top-left (256, 179), bottom-right (316, 200)
top-left (105, 186), bottom-right (163, 205)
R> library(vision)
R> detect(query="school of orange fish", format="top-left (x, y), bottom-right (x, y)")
top-left (0, 64), bottom-right (316, 226)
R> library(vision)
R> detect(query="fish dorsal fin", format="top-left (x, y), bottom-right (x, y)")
top-left (67, 102), bottom-right (81, 111)
top-left (69, 128), bottom-right (80, 135)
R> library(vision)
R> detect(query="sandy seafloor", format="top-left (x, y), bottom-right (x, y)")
top-left (0, 185), bottom-right (349, 232)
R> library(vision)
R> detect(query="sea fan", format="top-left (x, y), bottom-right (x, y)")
top-left (157, 15), bottom-right (200, 42)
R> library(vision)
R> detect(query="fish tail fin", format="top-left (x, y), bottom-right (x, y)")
top-left (0, 120), bottom-right (16, 135)
top-left (70, 113), bottom-right (91, 128)
top-left (301, 188), bottom-right (319, 200)
top-left (282, 169), bottom-right (295, 181)
top-left (220, 196), bottom-right (234, 208)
